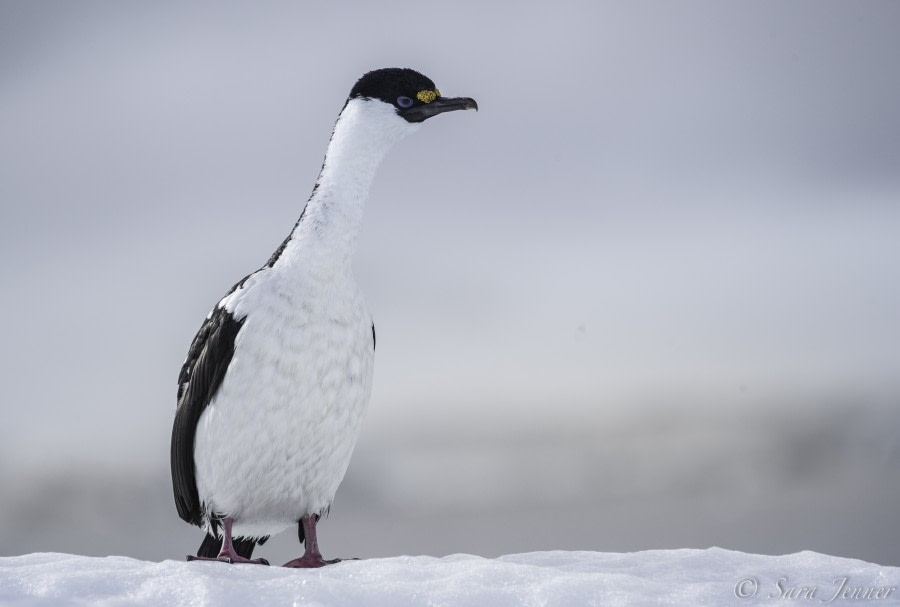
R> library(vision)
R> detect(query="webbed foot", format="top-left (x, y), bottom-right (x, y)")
top-left (282, 555), bottom-right (345, 568)
top-left (187, 553), bottom-right (269, 565)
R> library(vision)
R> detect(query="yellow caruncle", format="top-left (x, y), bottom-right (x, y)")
top-left (416, 89), bottom-right (440, 104)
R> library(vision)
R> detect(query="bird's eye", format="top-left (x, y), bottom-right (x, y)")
top-left (396, 96), bottom-right (414, 108)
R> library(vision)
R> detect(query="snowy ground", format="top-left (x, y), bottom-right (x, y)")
top-left (1, 549), bottom-right (898, 607)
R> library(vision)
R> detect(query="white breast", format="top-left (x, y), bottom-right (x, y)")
top-left (192, 265), bottom-right (374, 539)
top-left (189, 96), bottom-right (415, 540)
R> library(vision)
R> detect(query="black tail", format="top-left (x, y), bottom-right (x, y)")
top-left (196, 533), bottom-right (269, 559)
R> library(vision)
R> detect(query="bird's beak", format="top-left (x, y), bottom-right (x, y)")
top-left (401, 96), bottom-right (478, 123)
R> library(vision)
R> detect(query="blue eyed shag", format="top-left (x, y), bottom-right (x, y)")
top-left (170, 68), bottom-right (477, 567)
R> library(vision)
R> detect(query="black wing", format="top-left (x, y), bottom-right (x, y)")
top-left (171, 305), bottom-right (246, 526)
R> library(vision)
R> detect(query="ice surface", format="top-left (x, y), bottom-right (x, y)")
top-left (1, 549), bottom-right (898, 607)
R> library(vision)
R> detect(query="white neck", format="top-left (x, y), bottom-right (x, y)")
top-left (276, 98), bottom-right (419, 275)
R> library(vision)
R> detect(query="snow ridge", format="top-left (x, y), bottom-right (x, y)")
top-left (1, 548), bottom-right (898, 607)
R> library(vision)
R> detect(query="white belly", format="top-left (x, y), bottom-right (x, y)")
top-left (193, 272), bottom-right (374, 539)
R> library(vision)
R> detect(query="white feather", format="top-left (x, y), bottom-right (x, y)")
top-left (193, 98), bottom-right (419, 539)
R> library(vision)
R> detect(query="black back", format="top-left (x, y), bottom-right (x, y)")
top-left (171, 305), bottom-right (246, 527)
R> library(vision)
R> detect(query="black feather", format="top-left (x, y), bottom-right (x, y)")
top-left (349, 68), bottom-right (436, 105)
top-left (297, 514), bottom-right (320, 546)
top-left (171, 306), bottom-right (246, 526)
top-left (196, 533), bottom-right (268, 559)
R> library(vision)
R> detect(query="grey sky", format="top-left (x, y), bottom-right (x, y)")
top-left (1, 1), bottom-right (899, 565)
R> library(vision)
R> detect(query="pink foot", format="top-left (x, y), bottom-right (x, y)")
top-left (187, 552), bottom-right (269, 565)
top-left (282, 514), bottom-right (358, 568)
top-left (282, 555), bottom-right (341, 568)
top-left (186, 517), bottom-right (269, 565)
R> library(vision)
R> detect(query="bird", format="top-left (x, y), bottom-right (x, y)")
top-left (170, 68), bottom-right (477, 567)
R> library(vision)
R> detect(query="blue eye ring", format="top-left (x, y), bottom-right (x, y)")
top-left (396, 96), bottom-right (414, 108)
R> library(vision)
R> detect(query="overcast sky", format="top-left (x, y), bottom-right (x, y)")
top-left (1, 1), bottom-right (899, 565)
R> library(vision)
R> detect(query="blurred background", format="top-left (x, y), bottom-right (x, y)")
top-left (2, 1), bottom-right (899, 567)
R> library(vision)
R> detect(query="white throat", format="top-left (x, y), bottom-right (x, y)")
top-left (278, 98), bottom-right (420, 272)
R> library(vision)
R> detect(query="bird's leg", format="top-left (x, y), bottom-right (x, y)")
top-left (217, 518), bottom-right (269, 564)
top-left (186, 518), bottom-right (269, 565)
top-left (282, 515), bottom-right (342, 568)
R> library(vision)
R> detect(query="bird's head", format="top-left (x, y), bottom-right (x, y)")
top-left (321, 68), bottom-right (477, 180)
top-left (339, 67), bottom-right (477, 140)
top-left (349, 67), bottom-right (478, 123)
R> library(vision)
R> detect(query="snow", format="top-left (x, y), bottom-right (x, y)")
top-left (1, 549), bottom-right (898, 607)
